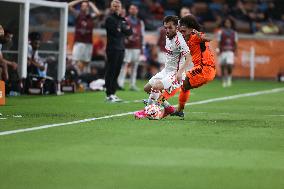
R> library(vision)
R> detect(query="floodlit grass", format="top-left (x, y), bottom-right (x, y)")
top-left (0, 79), bottom-right (284, 189)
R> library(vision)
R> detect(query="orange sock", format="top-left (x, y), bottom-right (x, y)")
top-left (178, 89), bottom-right (190, 112)
top-left (158, 88), bottom-right (180, 103)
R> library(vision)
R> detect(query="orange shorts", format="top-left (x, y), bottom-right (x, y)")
top-left (186, 64), bottom-right (216, 88)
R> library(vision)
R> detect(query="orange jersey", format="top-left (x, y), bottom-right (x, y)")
top-left (185, 32), bottom-right (216, 88)
top-left (187, 32), bottom-right (215, 67)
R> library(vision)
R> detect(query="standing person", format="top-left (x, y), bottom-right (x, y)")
top-left (117, 4), bottom-right (145, 91)
top-left (104, 0), bottom-right (132, 102)
top-left (69, 0), bottom-right (100, 74)
top-left (134, 15), bottom-right (191, 119)
top-left (217, 17), bottom-right (238, 87)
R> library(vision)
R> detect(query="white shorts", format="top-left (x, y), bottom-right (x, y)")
top-left (124, 49), bottom-right (141, 63)
top-left (72, 42), bottom-right (93, 62)
top-left (219, 51), bottom-right (235, 65)
top-left (149, 69), bottom-right (184, 91)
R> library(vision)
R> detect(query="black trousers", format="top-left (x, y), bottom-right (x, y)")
top-left (105, 49), bottom-right (125, 96)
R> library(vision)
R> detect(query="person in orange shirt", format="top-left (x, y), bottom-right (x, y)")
top-left (161, 15), bottom-right (216, 118)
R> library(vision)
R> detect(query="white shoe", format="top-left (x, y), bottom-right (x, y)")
top-left (227, 77), bottom-right (232, 87)
top-left (106, 94), bottom-right (122, 102)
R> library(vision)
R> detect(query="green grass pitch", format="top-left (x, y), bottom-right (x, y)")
top-left (0, 79), bottom-right (284, 189)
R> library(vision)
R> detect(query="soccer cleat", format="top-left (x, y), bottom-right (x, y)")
top-left (142, 99), bottom-right (158, 106)
top-left (134, 109), bottom-right (147, 119)
top-left (162, 106), bottom-right (176, 118)
top-left (106, 94), bottom-right (122, 102)
top-left (142, 99), bottom-right (149, 105)
top-left (171, 111), bottom-right (185, 119)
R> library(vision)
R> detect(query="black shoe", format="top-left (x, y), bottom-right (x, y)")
top-left (143, 99), bottom-right (160, 106)
top-left (142, 99), bottom-right (148, 105)
top-left (171, 111), bottom-right (184, 119)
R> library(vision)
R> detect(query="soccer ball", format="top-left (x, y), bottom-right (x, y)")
top-left (144, 104), bottom-right (163, 120)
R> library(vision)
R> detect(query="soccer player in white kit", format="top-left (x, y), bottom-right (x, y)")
top-left (134, 15), bottom-right (191, 119)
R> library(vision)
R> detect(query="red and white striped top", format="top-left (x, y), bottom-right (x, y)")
top-left (164, 31), bottom-right (190, 72)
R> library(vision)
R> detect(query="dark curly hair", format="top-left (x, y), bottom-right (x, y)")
top-left (179, 14), bottom-right (201, 31)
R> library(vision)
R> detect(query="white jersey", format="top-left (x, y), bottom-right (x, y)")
top-left (164, 31), bottom-right (190, 72)
top-left (28, 45), bottom-right (47, 77)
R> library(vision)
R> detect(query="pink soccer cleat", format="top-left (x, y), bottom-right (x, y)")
top-left (134, 109), bottom-right (147, 119)
top-left (162, 106), bottom-right (176, 118)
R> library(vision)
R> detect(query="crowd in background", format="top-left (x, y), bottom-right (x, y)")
top-left (1, 0), bottom-right (283, 96)
top-left (52, 0), bottom-right (284, 34)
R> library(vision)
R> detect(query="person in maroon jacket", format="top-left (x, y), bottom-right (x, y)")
top-left (69, 0), bottom-right (100, 74)
top-left (117, 4), bottom-right (145, 91)
top-left (217, 17), bottom-right (238, 87)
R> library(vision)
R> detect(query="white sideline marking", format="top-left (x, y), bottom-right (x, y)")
top-left (0, 87), bottom-right (284, 136)
top-left (266, 115), bottom-right (284, 117)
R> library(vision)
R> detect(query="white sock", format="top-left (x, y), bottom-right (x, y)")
top-left (161, 100), bottom-right (170, 108)
top-left (227, 76), bottom-right (232, 86)
top-left (148, 89), bottom-right (161, 104)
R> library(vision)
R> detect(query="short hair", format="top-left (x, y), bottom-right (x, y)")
top-left (111, 0), bottom-right (121, 4)
top-left (128, 3), bottom-right (138, 9)
top-left (129, 3), bottom-right (138, 7)
top-left (179, 15), bottom-right (201, 31)
top-left (29, 32), bottom-right (41, 41)
top-left (163, 15), bottom-right (179, 26)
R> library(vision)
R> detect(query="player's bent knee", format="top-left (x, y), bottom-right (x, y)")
top-left (152, 80), bottom-right (164, 91)
top-left (144, 84), bottom-right (152, 93)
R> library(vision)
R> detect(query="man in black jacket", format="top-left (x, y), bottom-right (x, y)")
top-left (105, 0), bottom-right (132, 102)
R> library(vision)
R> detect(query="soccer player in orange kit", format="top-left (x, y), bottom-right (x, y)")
top-left (170, 14), bottom-right (216, 118)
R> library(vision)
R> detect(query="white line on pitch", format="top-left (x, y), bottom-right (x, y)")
top-left (266, 115), bottom-right (284, 117)
top-left (0, 87), bottom-right (283, 136)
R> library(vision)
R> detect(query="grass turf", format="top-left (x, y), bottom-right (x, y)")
top-left (0, 79), bottom-right (284, 189)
